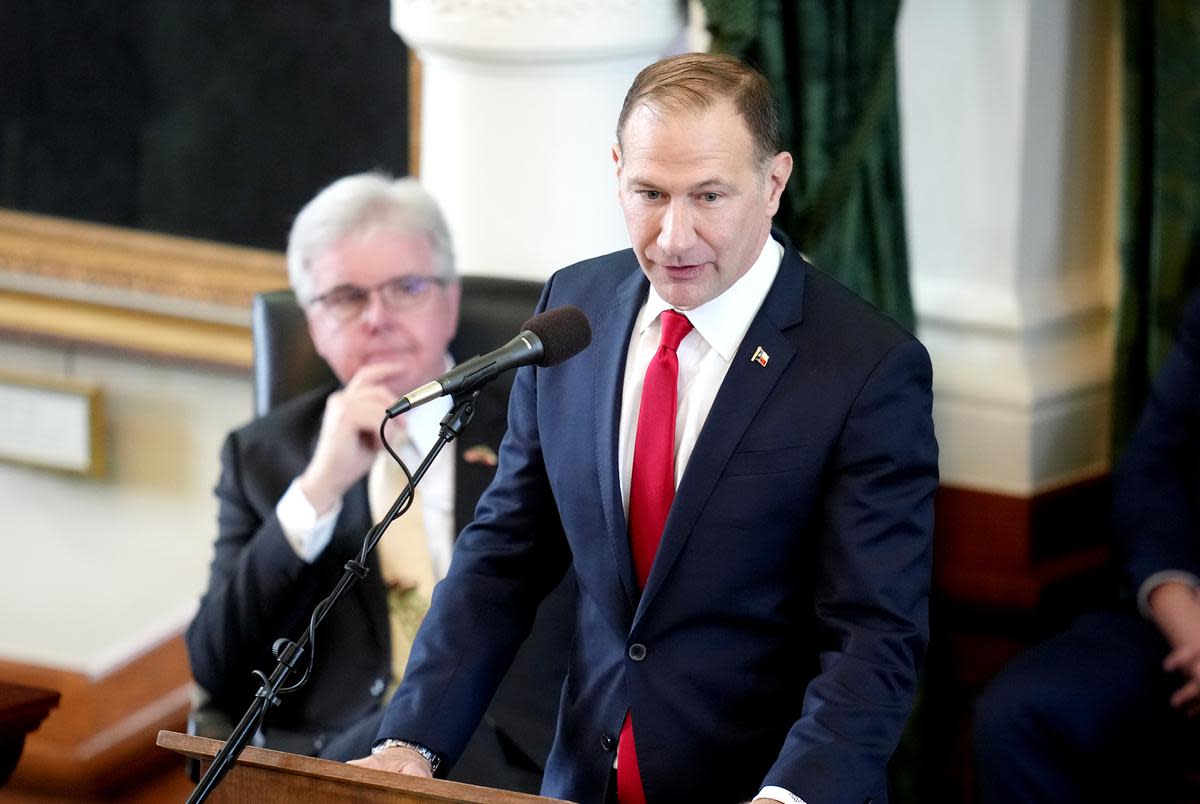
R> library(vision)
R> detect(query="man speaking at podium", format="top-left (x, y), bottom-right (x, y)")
top-left (355, 54), bottom-right (938, 804)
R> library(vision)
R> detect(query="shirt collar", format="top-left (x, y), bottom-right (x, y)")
top-left (639, 235), bottom-right (783, 360)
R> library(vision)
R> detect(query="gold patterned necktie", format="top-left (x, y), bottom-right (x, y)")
top-left (367, 442), bottom-right (436, 695)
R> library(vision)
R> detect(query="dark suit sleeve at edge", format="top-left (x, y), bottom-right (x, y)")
top-left (1113, 292), bottom-right (1200, 591)
top-left (186, 430), bottom-right (324, 706)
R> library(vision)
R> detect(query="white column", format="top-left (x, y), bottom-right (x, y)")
top-left (897, 0), bottom-right (1120, 495)
top-left (391, 0), bottom-right (686, 281)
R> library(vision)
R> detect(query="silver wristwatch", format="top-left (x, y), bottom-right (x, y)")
top-left (371, 738), bottom-right (441, 773)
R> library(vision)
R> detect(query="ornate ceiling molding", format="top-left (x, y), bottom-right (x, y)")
top-left (391, 0), bottom-right (684, 63)
top-left (0, 209), bottom-right (287, 369)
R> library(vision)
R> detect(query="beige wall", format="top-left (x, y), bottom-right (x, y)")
top-left (0, 337), bottom-right (249, 676)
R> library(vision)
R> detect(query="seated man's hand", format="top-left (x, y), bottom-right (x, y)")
top-left (347, 745), bottom-right (433, 777)
top-left (299, 361), bottom-right (407, 514)
top-left (1150, 580), bottom-right (1200, 716)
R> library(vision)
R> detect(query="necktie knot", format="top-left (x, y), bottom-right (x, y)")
top-left (659, 309), bottom-right (693, 352)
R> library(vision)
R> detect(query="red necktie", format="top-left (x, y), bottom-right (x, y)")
top-left (618, 309), bottom-right (693, 804)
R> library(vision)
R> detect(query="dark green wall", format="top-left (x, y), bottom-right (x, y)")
top-left (1, 0), bottom-right (410, 251)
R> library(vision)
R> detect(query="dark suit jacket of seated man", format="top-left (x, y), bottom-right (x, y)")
top-left (973, 288), bottom-right (1200, 803)
top-left (355, 54), bottom-right (938, 804)
top-left (186, 173), bottom-right (574, 794)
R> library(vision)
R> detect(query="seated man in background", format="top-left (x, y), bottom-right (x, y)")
top-left (974, 290), bottom-right (1200, 803)
top-left (186, 172), bottom-right (572, 793)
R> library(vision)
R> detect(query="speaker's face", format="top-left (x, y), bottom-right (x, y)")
top-left (304, 228), bottom-right (461, 399)
top-left (614, 98), bottom-right (791, 312)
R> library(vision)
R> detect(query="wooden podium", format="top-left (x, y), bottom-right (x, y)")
top-left (158, 731), bottom-right (575, 803)
top-left (0, 682), bottom-right (60, 787)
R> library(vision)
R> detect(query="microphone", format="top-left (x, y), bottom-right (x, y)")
top-left (386, 304), bottom-right (592, 418)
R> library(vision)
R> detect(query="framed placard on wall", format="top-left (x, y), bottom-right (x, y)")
top-left (0, 372), bottom-right (106, 477)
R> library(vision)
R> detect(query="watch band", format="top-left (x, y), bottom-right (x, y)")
top-left (371, 738), bottom-right (441, 773)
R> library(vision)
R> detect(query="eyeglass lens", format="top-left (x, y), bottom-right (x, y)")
top-left (315, 275), bottom-right (443, 320)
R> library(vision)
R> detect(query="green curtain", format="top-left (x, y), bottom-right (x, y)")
top-left (1114, 0), bottom-right (1200, 451)
top-left (701, 0), bottom-right (914, 331)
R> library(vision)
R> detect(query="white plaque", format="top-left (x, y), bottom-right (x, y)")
top-left (0, 373), bottom-right (105, 476)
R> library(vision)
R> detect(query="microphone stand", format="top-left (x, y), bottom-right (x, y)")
top-left (187, 389), bottom-right (482, 804)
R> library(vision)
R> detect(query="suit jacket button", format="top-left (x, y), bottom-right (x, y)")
top-left (370, 678), bottom-right (386, 697)
top-left (600, 731), bottom-right (615, 752)
top-left (628, 643), bottom-right (647, 661)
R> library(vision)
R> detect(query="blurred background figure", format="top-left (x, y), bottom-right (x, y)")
top-left (186, 172), bottom-right (572, 794)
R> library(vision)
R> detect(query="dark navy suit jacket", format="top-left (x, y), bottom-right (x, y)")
top-left (1114, 291), bottom-right (1200, 597)
top-left (380, 235), bottom-right (938, 804)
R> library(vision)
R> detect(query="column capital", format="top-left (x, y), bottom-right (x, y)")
top-left (391, 0), bottom-right (685, 63)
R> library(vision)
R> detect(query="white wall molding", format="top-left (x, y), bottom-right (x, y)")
top-left (899, 0), bottom-right (1119, 495)
top-left (392, 0), bottom-right (683, 64)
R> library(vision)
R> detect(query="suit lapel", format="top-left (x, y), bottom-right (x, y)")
top-left (344, 476), bottom-right (391, 659)
top-left (452, 380), bottom-right (508, 535)
top-left (304, 401), bottom-right (390, 660)
top-left (592, 267), bottom-right (650, 618)
top-left (635, 245), bottom-right (808, 622)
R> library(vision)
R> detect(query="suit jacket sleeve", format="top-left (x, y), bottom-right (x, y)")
top-left (186, 427), bottom-right (346, 707)
top-left (377, 293), bottom-right (573, 768)
top-left (763, 336), bottom-right (937, 801)
top-left (1113, 291), bottom-right (1200, 593)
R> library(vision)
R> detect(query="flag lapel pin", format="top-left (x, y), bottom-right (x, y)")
top-left (751, 346), bottom-right (769, 367)
top-left (462, 444), bottom-right (499, 467)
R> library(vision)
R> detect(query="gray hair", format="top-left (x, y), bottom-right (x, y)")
top-left (286, 172), bottom-right (455, 303)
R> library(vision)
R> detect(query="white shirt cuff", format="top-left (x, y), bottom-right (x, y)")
top-left (757, 786), bottom-right (806, 804)
top-left (276, 478), bottom-right (341, 563)
top-left (1137, 570), bottom-right (1200, 619)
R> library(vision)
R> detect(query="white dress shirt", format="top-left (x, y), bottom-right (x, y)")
top-left (1138, 570), bottom-right (1200, 619)
top-left (617, 236), bottom-right (782, 512)
top-left (616, 236), bottom-right (803, 804)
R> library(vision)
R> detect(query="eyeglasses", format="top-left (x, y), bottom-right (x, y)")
top-left (307, 274), bottom-right (450, 323)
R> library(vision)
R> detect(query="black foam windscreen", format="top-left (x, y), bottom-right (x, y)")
top-left (522, 305), bottom-right (592, 367)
